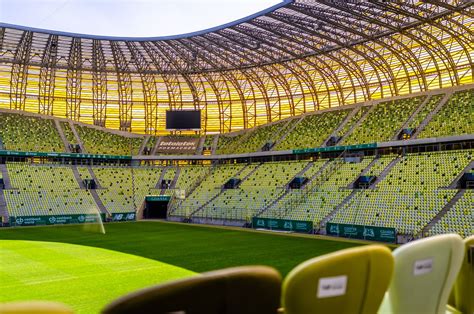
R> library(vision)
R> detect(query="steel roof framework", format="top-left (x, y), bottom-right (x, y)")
top-left (0, 0), bottom-right (472, 134)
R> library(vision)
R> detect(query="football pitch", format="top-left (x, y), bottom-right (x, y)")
top-left (0, 221), bottom-right (361, 313)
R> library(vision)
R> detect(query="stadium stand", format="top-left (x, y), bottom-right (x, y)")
top-left (275, 109), bottom-right (350, 150)
top-left (418, 89), bottom-right (474, 138)
top-left (0, 113), bottom-right (63, 152)
top-left (4, 163), bottom-right (99, 217)
top-left (429, 190), bottom-right (474, 238)
top-left (76, 125), bottom-right (143, 155)
top-left (330, 150), bottom-right (472, 235)
top-left (92, 166), bottom-right (163, 213)
top-left (342, 97), bottom-right (423, 145)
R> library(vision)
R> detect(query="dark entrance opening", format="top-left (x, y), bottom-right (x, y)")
top-left (144, 199), bottom-right (169, 219)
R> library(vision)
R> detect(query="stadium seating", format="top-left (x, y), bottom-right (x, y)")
top-left (407, 94), bottom-right (444, 129)
top-left (102, 266), bottom-right (282, 314)
top-left (76, 125), bottom-right (143, 155)
top-left (195, 161), bottom-right (308, 221)
top-left (93, 166), bottom-right (163, 213)
top-left (275, 109), bottom-right (350, 150)
top-left (281, 245), bottom-right (393, 314)
top-left (0, 113), bottom-right (63, 152)
top-left (342, 97), bottom-right (423, 145)
top-left (419, 89), bottom-right (474, 138)
top-left (4, 163), bottom-right (98, 217)
top-left (60, 122), bottom-right (77, 147)
top-left (331, 150), bottom-right (472, 235)
top-left (430, 190), bottom-right (474, 238)
top-left (216, 119), bottom-right (291, 154)
top-left (173, 164), bottom-right (246, 217)
top-left (379, 234), bottom-right (464, 314)
top-left (264, 157), bottom-right (372, 225)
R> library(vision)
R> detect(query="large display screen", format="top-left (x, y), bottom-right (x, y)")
top-left (166, 110), bottom-right (201, 130)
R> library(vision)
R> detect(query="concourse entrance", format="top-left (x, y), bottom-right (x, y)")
top-left (143, 195), bottom-right (171, 219)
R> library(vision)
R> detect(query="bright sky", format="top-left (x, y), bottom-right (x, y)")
top-left (0, 0), bottom-right (282, 38)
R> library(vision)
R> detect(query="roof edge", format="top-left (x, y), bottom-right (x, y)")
top-left (0, 0), bottom-right (292, 41)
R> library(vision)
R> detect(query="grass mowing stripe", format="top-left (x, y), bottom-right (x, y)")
top-left (0, 221), bottom-right (361, 275)
top-left (0, 240), bottom-right (196, 313)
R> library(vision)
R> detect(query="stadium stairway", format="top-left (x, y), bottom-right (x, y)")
top-left (211, 135), bottom-right (219, 155)
top-left (138, 136), bottom-right (150, 155)
top-left (256, 161), bottom-right (314, 217)
top-left (391, 95), bottom-right (431, 140)
top-left (321, 106), bottom-right (360, 147)
top-left (272, 116), bottom-right (304, 150)
top-left (156, 167), bottom-right (169, 190)
top-left (412, 92), bottom-right (452, 138)
top-left (346, 157), bottom-right (380, 188)
top-left (54, 120), bottom-right (71, 152)
top-left (68, 122), bottom-right (86, 153)
top-left (319, 189), bottom-right (360, 231)
top-left (151, 137), bottom-right (162, 155)
top-left (89, 189), bottom-right (109, 215)
top-left (339, 104), bottom-right (376, 144)
top-left (71, 166), bottom-right (86, 189)
top-left (371, 156), bottom-right (403, 187)
top-left (169, 167), bottom-right (181, 190)
top-left (448, 160), bottom-right (474, 189)
top-left (195, 136), bottom-right (206, 155)
top-left (0, 164), bottom-right (13, 189)
top-left (0, 191), bottom-right (9, 223)
top-left (87, 166), bottom-right (103, 189)
top-left (420, 189), bottom-right (467, 237)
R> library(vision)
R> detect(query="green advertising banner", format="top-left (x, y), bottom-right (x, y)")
top-left (111, 212), bottom-right (136, 222)
top-left (145, 195), bottom-right (171, 202)
top-left (293, 143), bottom-right (377, 155)
top-left (0, 149), bottom-right (131, 160)
top-left (326, 222), bottom-right (396, 243)
top-left (10, 214), bottom-right (106, 227)
top-left (252, 217), bottom-right (313, 233)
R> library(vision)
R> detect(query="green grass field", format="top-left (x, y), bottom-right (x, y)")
top-left (0, 221), bottom-right (360, 313)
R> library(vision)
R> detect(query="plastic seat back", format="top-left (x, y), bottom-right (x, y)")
top-left (281, 245), bottom-right (393, 314)
top-left (383, 234), bottom-right (464, 314)
top-left (0, 301), bottom-right (74, 314)
top-left (452, 235), bottom-right (474, 314)
top-left (102, 265), bottom-right (281, 314)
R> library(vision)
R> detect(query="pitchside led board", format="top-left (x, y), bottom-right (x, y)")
top-left (166, 110), bottom-right (201, 130)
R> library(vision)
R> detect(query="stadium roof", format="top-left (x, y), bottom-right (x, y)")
top-left (0, 0), bottom-right (472, 133)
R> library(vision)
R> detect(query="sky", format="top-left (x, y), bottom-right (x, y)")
top-left (0, 0), bottom-right (282, 38)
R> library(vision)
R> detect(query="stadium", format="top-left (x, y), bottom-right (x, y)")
top-left (0, 0), bottom-right (473, 313)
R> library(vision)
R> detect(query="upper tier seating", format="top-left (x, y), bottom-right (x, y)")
top-left (275, 109), bottom-right (350, 151)
top-left (60, 122), bottom-right (77, 146)
top-left (0, 113), bottom-right (63, 152)
top-left (216, 119), bottom-right (294, 154)
top-left (419, 89), bottom-right (474, 138)
top-left (342, 97), bottom-right (423, 145)
top-left (407, 94), bottom-right (444, 130)
top-left (76, 125), bottom-right (143, 155)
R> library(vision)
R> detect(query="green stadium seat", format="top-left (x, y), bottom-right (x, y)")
top-left (450, 235), bottom-right (474, 314)
top-left (102, 266), bottom-right (281, 314)
top-left (281, 245), bottom-right (393, 314)
top-left (379, 234), bottom-right (464, 314)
